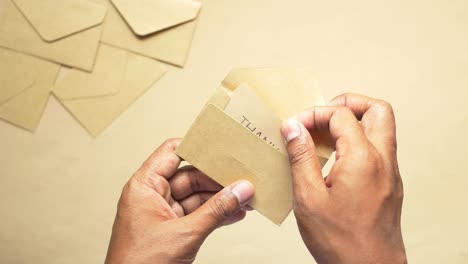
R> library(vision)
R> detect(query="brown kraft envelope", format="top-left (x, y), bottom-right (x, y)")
top-left (176, 68), bottom-right (334, 225)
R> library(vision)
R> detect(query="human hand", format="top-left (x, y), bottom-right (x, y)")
top-left (281, 94), bottom-right (406, 263)
top-left (105, 138), bottom-right (255, 264)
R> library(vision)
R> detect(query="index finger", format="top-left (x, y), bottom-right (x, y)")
top-left (297, 106), bottom-right (369, 160)
top-left (137, 138), bottom-right (182, 181)
top-left (329, 93), bottom-right (397, 157)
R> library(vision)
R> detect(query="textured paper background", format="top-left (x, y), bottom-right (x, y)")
top-left (0, 0), bottom-right (467, 263)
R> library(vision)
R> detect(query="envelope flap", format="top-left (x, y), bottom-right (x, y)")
top-left (111, 0), bottom-right (201, 36)
top-left (0, 52), bottom-right (59, 131)
top-left (59, 51), bottom-right (167, 136)
top-left (176, 103), bottom-right (294, 224)
top-left (12, 0), bottom-right (107, 42)
top-left (206, 86), bottom-right (231, 109)
top-left (222, 68), bottom-right (324, 121)
top-left (0, 48), bottom-right (37, 104)
top-left (221, 68), bottom-right (335, 158)
top-left (53, 44), bottom-right (126, 100)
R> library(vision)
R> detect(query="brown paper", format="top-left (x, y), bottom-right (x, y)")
top-left (177, 103), bottom-right (293, 224)
top-left (222, 67), bottom-right (335, 159)
top-left (224, 84), bottom-right (286, 154)
top-left (0, 49), bottom-right (60, 131)
top-left (176, 68), bottom-right (333, 224)
top-left (110, 0), bottom-right (201, 36)
top-left (0, 48), bottom-right (37, 104)
top-left (53, 44), bottom-right (126, 100)
top-left (12, 0), bottom-right (107, 42)
top-left (57, 51), bottom-right (166, 136)
top-left (0, 0), bottom-right (103, 71)
top-left (101, 0), bottom-right (198, 67)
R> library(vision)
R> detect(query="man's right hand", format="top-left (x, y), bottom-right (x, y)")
top-left (281, 93), bottom-right (406, 263)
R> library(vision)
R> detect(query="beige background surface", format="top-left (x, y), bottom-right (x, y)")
top-left (1, 0), bottom-right (467, 263)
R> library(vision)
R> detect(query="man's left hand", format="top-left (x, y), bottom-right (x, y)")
top-left (105, 138), bottom-right (255, 264)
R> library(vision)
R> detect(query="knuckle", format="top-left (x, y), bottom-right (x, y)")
top-left (178, 225), bottom-right (198, 241)
top-left (209, 196), bottom-right (233, 221)
top-left (370, 146), bottom-right (383, 164)
top-left (177, 172), bottom-right (192, 189)
top-left (395, 178), bottom-right (405, 201)
top-left (377, 161), bottom-right (405, 203)
top-left (157, 204), bottom-right (177, 219)
top-left (353, 144), bottom-right (374, 163)
top-left (190, 170), bottom-right (201, 192)
top-left (334, 106), bottom-right (356, 121)
top-left (124, 176), bottom-right (140, 194)
top-left (167, 156), bottom-right (181, 169)
top-left (156, 177), bottom-right (171, 194)
top-left (293, 197), bottom-right (319, 219)
top-left (340, 93), bottom-right (353, 102)
top-left (379, 180), bottom-right (395, 201)
top-left (195, 194), bottom-right (207, 207)
top-left (139, 159), bottom-right (152, 174)
top-left (289, 142), bottom-right (313, 167)
top-left (163, 137), bottom-right (180, 147)
top-left (117, 178), bottom-right (138, 210)
top-left (375, 100), bottom-right (394, 115)
top-left (335, 105), bottom-right (354, 116)
top-left (118, 183), bottom-right (131, 207)
top-left (293, 193), bottom-right (311, 213)
top-left (292, 185), bottom-right (318, 215)
top-left (332, 93), bottom-right (351, 105)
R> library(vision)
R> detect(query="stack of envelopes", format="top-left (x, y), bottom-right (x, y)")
top-left (0, 0), bottom-right (201, 135)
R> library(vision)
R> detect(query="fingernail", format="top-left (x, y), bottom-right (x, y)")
top-left (281, 118), bottom-right (301, 143)
top-left (231, 181), bottom-right (255, 204)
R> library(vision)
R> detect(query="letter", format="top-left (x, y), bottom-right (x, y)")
top-left (246, 122), bottom-right (256, 132)
top-left (240, 115), bottom-right (249, 125)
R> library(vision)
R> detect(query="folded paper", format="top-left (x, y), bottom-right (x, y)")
top-left (56, 47), bottom-right (166, 136)
top-left (101, 0), bottom-right (198, 66)
top-left (12, 0), bottom-right (108, 42)
top-left (53, 45), bottom-right (126, 100)
top-left (0, 48), bottom-right (37, 104)
top-left (0, 48), bottom-right (60, 131)
top-left (0, 0), bottom-right (104, 71)
top-left (111, 0), bottom-right (201, 36)
top-left (222, 67), bottom-right (334, 159)
top-left (176, 68), bottom-right (334, 224)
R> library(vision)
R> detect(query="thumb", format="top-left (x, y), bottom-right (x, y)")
top-left (188, 180), bottom-right (255, 235)
top-left (281, 118), bottom-right (326, 197)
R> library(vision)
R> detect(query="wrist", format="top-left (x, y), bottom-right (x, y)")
top-left (362, 238), bottom-right (407, 264)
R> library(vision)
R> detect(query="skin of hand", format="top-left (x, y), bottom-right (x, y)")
top-left (280, 93), bottom-right (406, 264)
top-left (105, 138), bottom-right (255, 264)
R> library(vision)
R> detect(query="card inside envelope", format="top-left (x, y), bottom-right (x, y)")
top-left (176, 68), bottom-right (334, 224)
top-left (177, 103), bottom-right (293, 224)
